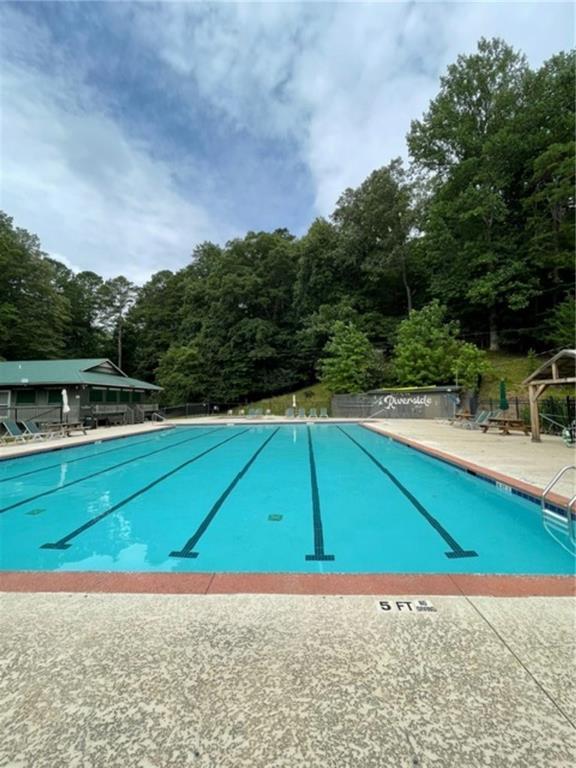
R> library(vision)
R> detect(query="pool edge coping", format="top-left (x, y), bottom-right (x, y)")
top-left (0, 571), bottom-right (574, 596)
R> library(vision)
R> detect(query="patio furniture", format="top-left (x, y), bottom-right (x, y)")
top-left (285, 407), bottom-right (295, 418)
top-left (308, 408), bottom-right (318, 418)
top-left (59, 422), bottom-right (88, 437)
top-left (297, 407), bottom-right (306, 418)
top-left (463, 410), bottom-right (493, 430)
top-left (21, 420), bottom-right (64, 440)
top-left (0, 419), bottom-right (33, 443)
top-left (453, 410), bottom-right (486, 429)
top-left (481, 417), bottom-right (530, 436)
top-left (319, 407), bottom-right (328, 418)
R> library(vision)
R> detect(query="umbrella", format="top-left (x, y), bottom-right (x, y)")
top-left (292, 394), bottom-right (297, 410)
top-left (498, 380), bottom-right (509, 412)
top-left (61, 388), bottom-right (71, 419)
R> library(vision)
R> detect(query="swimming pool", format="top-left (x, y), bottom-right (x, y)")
top-left (0, 424), bottom-right (574, 575)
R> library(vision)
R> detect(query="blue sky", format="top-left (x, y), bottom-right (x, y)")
top-left (0, 1), bottom-right (573, 282)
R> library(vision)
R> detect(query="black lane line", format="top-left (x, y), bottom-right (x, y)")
top-left (0, 431), bottom-right (179, 484)
top-left (41, 429), bottom-right (251, 550)
top-left (305, 425), bottom-right (335, 562)
top-left (0, 427), bottom-right (225, 515)
top-left (337, 426), bottom-right (478, 559)
top-left (170, 427), bottom-right (280, 559)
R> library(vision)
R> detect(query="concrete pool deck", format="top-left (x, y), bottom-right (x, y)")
top-left (1, 592), bottom-right (574, 767)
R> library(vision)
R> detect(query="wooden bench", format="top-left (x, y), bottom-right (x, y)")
top-left (481, 418), bottom-right (530, 436)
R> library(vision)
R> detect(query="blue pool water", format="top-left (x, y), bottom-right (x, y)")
top-left (0, 424), bottom-right (574, 574)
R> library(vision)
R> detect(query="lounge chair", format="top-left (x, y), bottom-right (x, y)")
top-left (453, 410), bottom-right (489, 429)
top-left (297, 407), bottom-right (306, 418)
top-left (319, 407), bottom-right (328, 418)
top-left (21, 420), bottom-right (63, 440)
top-left (455, 410), bottom-right (488, 429)
top-left (0, 419), bottom-right (33, 443)
top-left (247, 408), bottom-right (257, 417)
top-left (308, 407), bottom-right (318, 418)
top-left (285, 407), bottom-right (295, 418)
top-left (465, 411), bottom-right (494, 430)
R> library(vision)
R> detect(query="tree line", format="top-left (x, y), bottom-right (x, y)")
top-left (1, 39), bottom-right (573, 403)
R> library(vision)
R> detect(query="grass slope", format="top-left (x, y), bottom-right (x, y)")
top-left (479, 352), bottom-right (535, 399)
top-left (249, 382), bottom-right (332, 415)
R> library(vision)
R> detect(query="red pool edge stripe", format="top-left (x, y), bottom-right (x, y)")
top-left (0, 571), bottom-right (573, 596)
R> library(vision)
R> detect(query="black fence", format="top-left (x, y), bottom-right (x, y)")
top-left (478, 396), bottom-right (575, 435)
top-left (1, 404), bottom-right (65, 424)
top-left (160, 402), bottom-right (243, 419)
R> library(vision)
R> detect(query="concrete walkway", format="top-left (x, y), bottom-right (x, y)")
top-left (0, 421), bottom-right (169, 460)
top-left (1, 592), bottom-right (574, 767)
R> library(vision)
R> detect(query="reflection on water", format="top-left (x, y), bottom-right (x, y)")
top-left (56, 542), bottom-right (179, 573)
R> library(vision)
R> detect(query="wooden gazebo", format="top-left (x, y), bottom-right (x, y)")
top-left (523, 349), bottom-right (576, 442)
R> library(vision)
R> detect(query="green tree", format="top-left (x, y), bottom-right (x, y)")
top-left (543, 295), bottom-right (576, 349)
top-left (319, 321), bottom-right (379, 394)
top-left (392, 301), bottom-right (487, 389)
top-left (128, 270), bottom-right (184, 380)
top-left (450, 342), bottom-right (491, 391)
top-left (97, 276), bottom-right (139, 370)
top-left (173, 230), bottom-right (302, 401)
top-left (156, 345), bottom-right (203, 404)
top-left (332, 159), bottom-right (415, 313)
top-left (45, 261), bottom-right (107, 357)
top-left (408, 41), bottom-right (575, 351)
top-left (408, 39), bottom-right (530, 349)
top-left (0, 212), bottom-right (70, 359)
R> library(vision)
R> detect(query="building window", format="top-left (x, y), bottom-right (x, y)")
top-left (119, 390), bottom-right (130, 403)
top-left (131, 391), bottom-right (142, 403)
top-left (89, 389), bottom-right (104, 403)
top-left (16, 390), bottom-right (36, 405)
top-left (47, 390), bottom-right (62, 404)
top-left (106, 390), bottom-right (118, 403)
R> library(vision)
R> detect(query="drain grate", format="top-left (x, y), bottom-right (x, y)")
top-left (268, 514), bottom-right (283, 522)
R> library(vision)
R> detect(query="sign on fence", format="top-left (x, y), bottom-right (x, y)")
top-left (332, 387), bottom-right (461, 419)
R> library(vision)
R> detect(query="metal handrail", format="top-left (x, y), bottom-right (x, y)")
top-left (541, 465), bottom-right (575, 549)
top-left (541, 465), bottom-right (575, 503)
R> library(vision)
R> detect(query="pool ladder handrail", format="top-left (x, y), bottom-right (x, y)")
top-left (541, 465), bottom-right (576, 554)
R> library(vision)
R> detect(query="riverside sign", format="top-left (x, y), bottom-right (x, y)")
top-left (331, 387), bottom-right (460, 419)
top-left (375, 393), bottom-right (433, 411)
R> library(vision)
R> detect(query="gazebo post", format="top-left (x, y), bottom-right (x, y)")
top-left (528, 383), bottom-right (540, 443)
top-left (529, 383), bottom-right (548, 442)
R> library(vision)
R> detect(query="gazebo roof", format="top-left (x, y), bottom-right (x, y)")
top-left (522, 349), bottom-right (576, 387)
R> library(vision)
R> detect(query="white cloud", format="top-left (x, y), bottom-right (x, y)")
top-left (0, 6), bottom-right (228, 283)
top-left (129, 1), bottom-right (574, 216)
top-left (0, 2), bottom-right (573, 281)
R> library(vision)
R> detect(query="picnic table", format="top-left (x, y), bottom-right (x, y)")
top-left (481, 418), bottom-right (530, 436)
top-left (57, 421), bottom-right (88, 437)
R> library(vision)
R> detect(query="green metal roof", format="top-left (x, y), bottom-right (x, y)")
top-left (0, 359), bottom-right (161, 391)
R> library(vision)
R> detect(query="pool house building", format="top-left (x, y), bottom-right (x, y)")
top-left (0, 359), bottom-right (162, 426)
